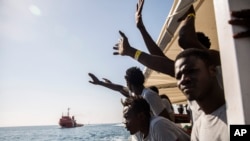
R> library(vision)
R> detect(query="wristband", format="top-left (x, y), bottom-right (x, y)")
top-left (187, 13), bottom-right (195, 18)
top-left (134, 50), bottom-right (142, 60)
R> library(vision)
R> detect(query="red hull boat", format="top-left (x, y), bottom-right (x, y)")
top-left (59, 108), bottom-right (83, 128)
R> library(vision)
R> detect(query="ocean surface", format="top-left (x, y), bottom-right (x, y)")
top-left (0, 123), bottom-right (131, 141)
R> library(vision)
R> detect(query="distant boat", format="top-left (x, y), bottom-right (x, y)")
top-left (59, 108), bottom-right (83, 128)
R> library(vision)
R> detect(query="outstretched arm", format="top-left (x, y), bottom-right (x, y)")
top-left (88, 73), bottom-right (130, 97)
top-left (135, 0), bottom-right (165, 57)
top-left (178, 5), bottom-right (207, 50)
top-left (113, 31), bottom-right (175, 77)
top-left (228, 9), bottom-right (250, 38)
top-left (178, 6), bottom-right (221, 66)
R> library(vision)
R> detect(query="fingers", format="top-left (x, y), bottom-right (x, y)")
top-left (137, 0), bottom-right (144, 15)
top-left (88, 72), bottom-right (100, 82)
top-left (136, 2), bottom-right (138, 11)
top-left (229, 19), bottom-right (250, 27)
top-left (114, 30), bottom-right (127, 55)
top-left (102, 78), bottom-right (108, 82)
top-left (229, 19), bottom-right (245, 25)
top-left (189, 5), bottom-right (195, 14)
top-left (113, 44), bottom-right (119, 50)
top-left (88, 73), bottom-right (94, 79)
top-left (88, 73), bottom-right (95, 78)
top-left (229, 19), bottom-right (242, 25)
top-left (233, 30), bottom-right (250, 38)
top-left (102, 78), bottom-right (111, 83)
top-left (229, 9), bottom-right (250, 38)
top-left (113, 46), bottom-right (119, 55)
top-left (231, 9), bottom-right (250, 18)
top-left (113, 43), bottom-right (119, 55)
top-left (119, 30), bottom-right (126, 38)
top-left (177, 5), bottom-right (195, 22)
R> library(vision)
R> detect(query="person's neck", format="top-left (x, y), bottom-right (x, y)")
top-left (140, 117), bottom-right (150, 139)
top-left (134, 86), bottom-right (145, 96)
top-left (197, 85), bottom-right (225, 114)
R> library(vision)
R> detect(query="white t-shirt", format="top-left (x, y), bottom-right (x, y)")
top-left (161, 98), bottom-right (173, 114)
top-left (191, 104), bottom-right (229, 141)
top-left (161, 98), bottom-right (175, 121)
top-left (141, 88), bottom-right (165, 116)
top-left (135, 116), bottom-right (190, 141)
top-left (187, 66), bottom-right (223, 124)
top-left (187, 100), bottom-right (203, 123)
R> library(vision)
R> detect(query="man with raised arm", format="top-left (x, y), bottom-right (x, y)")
top-left (113, 2), bottom-right (214, 77)
top-left (88, 73), bottom-right (130, 97)
top-left (135, 0), bottom-right (166, 57)
top-left (113, 2), bottom-right (221, 125)
top-left (88, 67), bottom-right (172, 121)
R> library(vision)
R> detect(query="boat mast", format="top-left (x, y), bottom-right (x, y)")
top-left (67, 108), bottom-right (70, 116)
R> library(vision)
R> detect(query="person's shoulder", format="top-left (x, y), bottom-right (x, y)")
top-left (212, 104), bottom-right (227, 121)
top-left (143, 88), bottom-right (158, 95)
top-left (151, 116), bottom-right (173, 126)
top-left (150, 116), bottom-right (166, 129)
top-left (144, 87), bottom-right (151, 92)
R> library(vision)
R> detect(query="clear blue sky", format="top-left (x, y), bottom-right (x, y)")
top-left (0, 0), bottom-right (172, 127)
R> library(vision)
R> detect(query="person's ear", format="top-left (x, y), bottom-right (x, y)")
top-left (137, 112), bottom-right (145, 120)
top-left (209, 65), bottom-right (217, 77)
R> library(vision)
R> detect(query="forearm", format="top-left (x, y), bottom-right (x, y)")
top-left (138, 26), bottom-right (166, 57)
top-left (99, 82), bottom-right (124, 92)
top-left (127, 48), bottom-right (175, 77)
top-left (179, 15), bottom-right (206, 50)
top-left (99, 82), bottom-right (130, 97)
top-left (119, 87), bottom-right (130, 97)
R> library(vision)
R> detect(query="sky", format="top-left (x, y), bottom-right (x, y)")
top-left (0, 0), bottom-right (172, 127)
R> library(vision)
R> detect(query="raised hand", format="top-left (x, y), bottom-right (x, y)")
top-left (228, 9), bottom-right (250, 38)
top-left (177, 5), bottom-right (195, 22)
top-left (88, 73), bottom-right (102, 85)
top-left (102, 78), bottom-right (112, 84)
top-left (135, 0), bottom-right (145, 29)
top-left (89, 72), bottom-right (130, 97)
top-left (113, 31), bottom-right (132, 56)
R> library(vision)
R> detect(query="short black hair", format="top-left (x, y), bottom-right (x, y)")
top-left (121, 96), bottom-right (150, 117)
top-left (175, 48), bottom-right (213, 67)
top-left (125, 67), bottom-right (145, 87)
top-left (196, 32), bottom-right (211, 49)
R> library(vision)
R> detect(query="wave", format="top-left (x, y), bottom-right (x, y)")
top-left (113, 123), bottom-right (125, 127)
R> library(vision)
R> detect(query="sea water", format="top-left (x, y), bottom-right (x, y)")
top-left (0, 123), bottom-right (131, 141)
